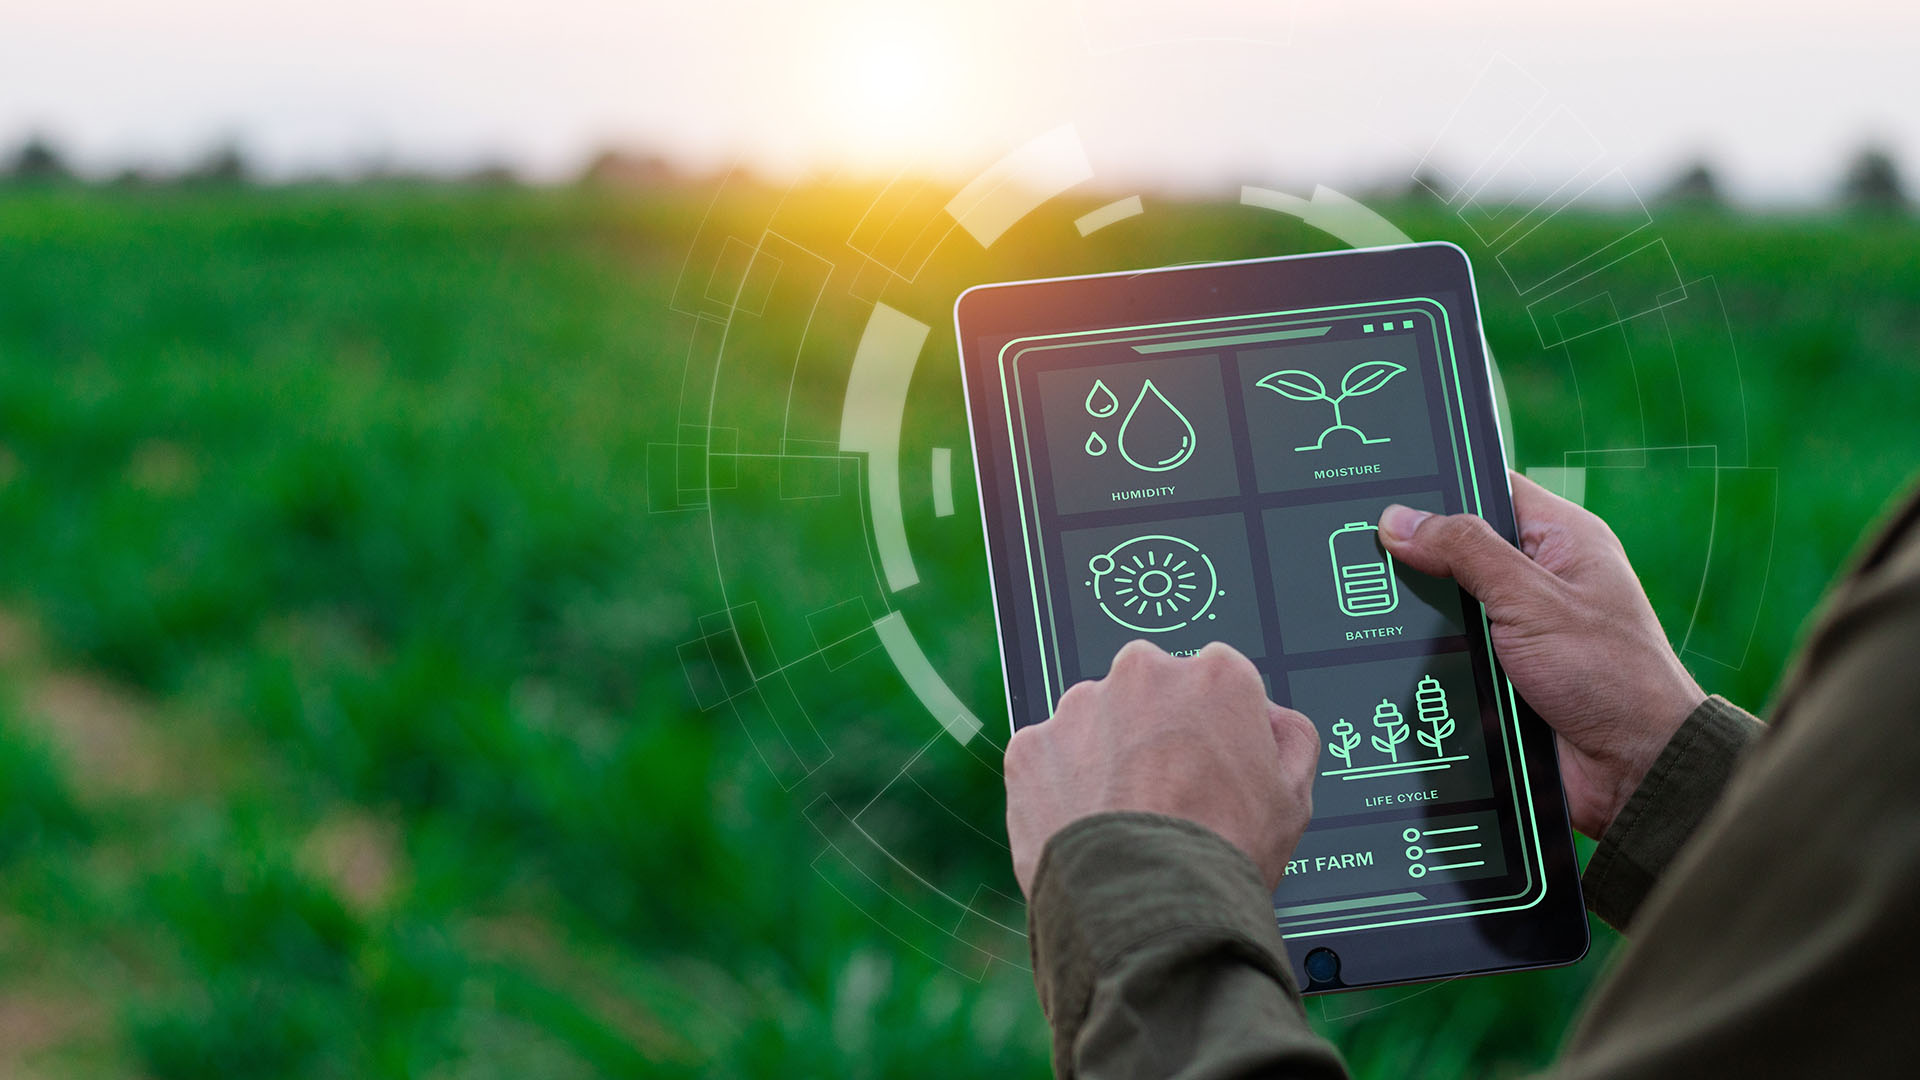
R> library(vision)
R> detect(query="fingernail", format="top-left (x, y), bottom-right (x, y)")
top-left (1379, 504), bottom-right (1431, 541)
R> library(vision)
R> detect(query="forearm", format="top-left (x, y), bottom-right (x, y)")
top-left (1030, 813), bottom-right (1348, 1080)
top-left (1579, 694), bottom-right (1764, 931)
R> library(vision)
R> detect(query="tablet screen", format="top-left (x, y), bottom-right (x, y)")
top-left (959, 248), bottom-right (1568, 950)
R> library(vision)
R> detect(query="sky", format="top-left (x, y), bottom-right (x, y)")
top-left (3, 0), bottom-right (1916, 203)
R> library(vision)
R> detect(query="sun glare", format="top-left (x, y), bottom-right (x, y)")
top-left (820, 14), bottom-right (957, 171)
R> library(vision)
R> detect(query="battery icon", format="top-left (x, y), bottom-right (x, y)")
top-left (1327, 521), bottom-right (1400, 617)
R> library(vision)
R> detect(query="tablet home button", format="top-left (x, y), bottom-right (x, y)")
top-left (1304, 947), bottom-right (1341, 985)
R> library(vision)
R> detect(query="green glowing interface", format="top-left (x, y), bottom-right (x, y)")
top-left (997, 300), bottom-right (1547, 936)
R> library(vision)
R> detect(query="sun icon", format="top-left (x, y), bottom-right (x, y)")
top-left (1087, 534), bottom-right (1222, 633)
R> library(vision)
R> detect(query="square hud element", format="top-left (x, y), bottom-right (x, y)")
top-left (1236, 330), bottom-right (1440, 495)
top-left (1034, 354), bottom-right (1240, 517)
top-left (1261, 491), bottom-right (1465, 656)
top-left (1057, 511), bottom-right (1263, 677)
top-left (1285, 650), bottom-right (1495, 820)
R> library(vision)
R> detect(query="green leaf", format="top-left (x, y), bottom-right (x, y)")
top-left (1338, 359), bottom-right (1406, 399)
top-left (1255, 369), bottom-right (1329, 402)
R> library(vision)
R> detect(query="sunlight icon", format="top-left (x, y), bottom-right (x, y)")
top-left (1087, 534), bottom-right (1222, 634)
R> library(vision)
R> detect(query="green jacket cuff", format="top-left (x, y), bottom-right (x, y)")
top-left (1581, 695), bottom-right (1764, 931)
top-left (1028, 812), bottom-right (1303, 1073)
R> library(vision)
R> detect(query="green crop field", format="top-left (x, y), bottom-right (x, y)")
top-left (0, 181), bottom-right (1914, 1078)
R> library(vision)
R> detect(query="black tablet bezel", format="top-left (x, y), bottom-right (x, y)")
top-left (954, 242), bottom-right (1588, 992)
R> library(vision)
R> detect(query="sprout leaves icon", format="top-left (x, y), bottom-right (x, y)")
top-left (1256, 358), bottom-right (1406, 452)
top-left (1339, 360), bottom-right (1406, 398)
top-left (1257, 369), bottom-right (1329, 401)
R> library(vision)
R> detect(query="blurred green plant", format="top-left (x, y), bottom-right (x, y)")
top-left (0, 700), bottom-right (90, 865)
top-left (0, 182), bottom-right (1911, 1078)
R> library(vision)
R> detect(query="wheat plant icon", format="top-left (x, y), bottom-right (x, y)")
top-left (1414, 675), bottom-right (1456, 757)
top-left (1256, 359), bottom-right (1407, 452)
top-left (1370, 698), bottom-right (1410, 763)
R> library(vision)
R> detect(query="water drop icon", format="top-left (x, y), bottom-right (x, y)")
top-left (1085, 379), bottom-right (1118, 418)
top-left (1084, 430), bottom-right (1108, 457)
top-left (1117, 379), bottom-right (1196, 472)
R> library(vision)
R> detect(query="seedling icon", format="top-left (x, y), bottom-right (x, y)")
top-left (1256, 358), bottom-right (1406, 452)
top-left (1327, 718), bottom-right (1362, 768)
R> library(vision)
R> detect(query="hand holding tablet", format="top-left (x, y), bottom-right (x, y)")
top-left (1378, 476), bottom-right (1707, 838)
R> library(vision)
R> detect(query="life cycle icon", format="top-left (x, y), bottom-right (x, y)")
top-left (1290, 655), bottom-right (1494, 817)
top-left (1322, 676), bottom-right (1467, 781)
top-left (1086, 533), bottom-right (1223, 633)
top-left (1081, 377), bottom-right (1196, 472)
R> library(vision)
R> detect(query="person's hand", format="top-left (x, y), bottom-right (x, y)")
top-left (1377, 470), bottom-right (1706, 839)
top-left (1003, 641), bottom-right (1319, 897)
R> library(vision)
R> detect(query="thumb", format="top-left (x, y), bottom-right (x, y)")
top-left (1377, 504), bottom-right (1548, 613)
top-left (1267, 704), bottom-right (1321, 787)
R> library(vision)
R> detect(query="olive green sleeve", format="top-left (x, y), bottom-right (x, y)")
top-left (1579, 695), bottom-right (1765, 931)
top-left (1554, 485), bottom-right (1920, 1077)
top-left (1029, 812), bottom-right (1348, 1080)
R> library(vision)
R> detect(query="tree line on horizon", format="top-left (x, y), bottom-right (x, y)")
top-left (1, 133), bottom-right (1909, 214)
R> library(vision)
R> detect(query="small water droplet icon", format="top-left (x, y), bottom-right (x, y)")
top-left (1084, 430), bottom-right (1108, 457)
top-left (1117, 379), bottom-right (1196, 472)
top-left (1085, 379), bottom-right (1118, 418)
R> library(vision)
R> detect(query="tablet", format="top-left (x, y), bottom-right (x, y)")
top-left (954, 242), bottom-right (1588, 992)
